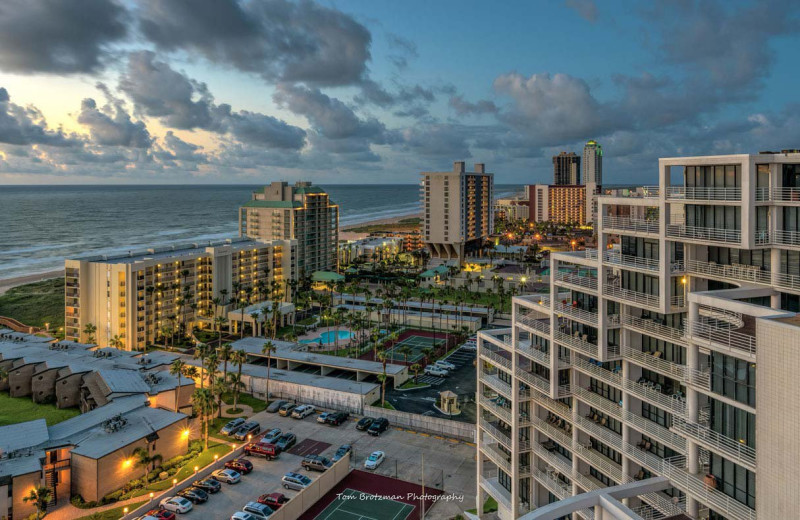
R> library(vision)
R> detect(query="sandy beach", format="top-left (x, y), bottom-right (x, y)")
top-left (340, 212), bottom-right (421, 241)
top-left (0, 270), bottom-right (64, 296)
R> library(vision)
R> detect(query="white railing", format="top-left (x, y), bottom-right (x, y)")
top-left (481, 373), bottom-right (513, 399)
top-left (532, 468), bottom-right (571, 500)
top-left (574, 443), bottom-right (624, 483)
top-left (602, 216), bottom-right (660, 234)
top-left (772, 187), bottom-right (800, 202)
top-left (666, 224), bottom-right (741, 244)
top-left (575, 414), bottom-right (623, 449)
top-left (516, 342), bottom-right (552, 367)
top-left (661, 456), bottom-right (757, 520)
top-left (773, 271), bottom-right (800, 292)
top-left (603, 285), bottom-right (660, 308)
top-left (666, 186), bottom-right (742, 201)
top-left (530, 389), bottom-right (573, 418)
top-left (622, 410), bottom-right (686, 453)
top-left (531, 416), bottom-right (574, 448)
top-left (482, 349), bottom-right (512, 370)
top-left (686, 260), bottom-right (772, 285)
top-left (572, 387), bottom-right (622, 419)
top-left (755, 230), bottom-right (771, 245)
top-left (554, 270), bottom-right (599, 291)
top-left (671, 416), bottom-right (756, 471)
top-left (585, 248), bottom-right (599, 260)
top-left (483, 443), bottom-right (512, 472)
top-left (670, 295), bottom-right (686, 308)
top-left (479, 395), bottom-right (512, 423)
top-left (621, 440), bottom-right (667, 474)
top-left (479, 477), bottom-right (512, 511)
top-left (774, 229), bottom-right (800, 246)
top-left (554, 330), bottom-right (599, 358)
top-left (622, 313), bottom-right (686, 344)
top-left (480, 418), bottom-right (512, 449)
top-left (622, 346), bottom-right (688, 382)
top-left (689, 321), bottom-right (756, 359)
top-left (515, 368), bottom-right (550, 393)
top-left (622, 378), bottom-right (686, 417)
top-left (517, 314), bottom-right (551, 335)
top-left (603, 251), bottom-right (659, 272)
top-left (571, 357), bottom-right (622, 386)
top-left (532, 441), bottom-right (574, 477)
top-left (554, 301), bottom-right (599, 324)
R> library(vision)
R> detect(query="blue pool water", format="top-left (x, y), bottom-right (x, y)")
top-left (299, 330), bottom-right (354, 344)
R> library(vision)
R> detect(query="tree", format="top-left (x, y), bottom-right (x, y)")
top-left (194, 343), bottom-right (210, 389)
top-left (170, 359), bottom-right (186, 413)
top-left (397, 344), bottom-right (413, 366)
top-left (376, 349), bottom-right (389, 406)
top-left (410, 363), bottom-right (422, 383)
top-left (109, 334), bottom-right (123, 349)
top-left (132, 446), bottom-right (162, 487)
top-left (227, 372), bottom-right (245, 412)
top-left (83, 323), bottom-right (97, 344)
top-left (249, 311), bottom-right (260, 336)
top-left (230, 350), bottom-right (248, 411)
top-left (23, 486), bottom-right (52, 519)
top-left (214, 316), bottom-right (228, 346)
top-left (217, 343), bottom-right (233, 383)
top-left (212, 374), bottom-right (228, 418)
top-left (261, 341), bottom-right (276, 405)
top-left (421, 347), bottom-right (434, 366)
top-left (192, 388), bottom-right (216, 449)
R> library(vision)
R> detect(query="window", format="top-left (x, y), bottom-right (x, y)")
top-left (711, 352), bottom-right (756, 407)
top-left (642, 402), bottom-right (672, 428)
top-left (711, 400), bottom-right (755, 449)
top-left (709, 453), bottom-right (756, 509)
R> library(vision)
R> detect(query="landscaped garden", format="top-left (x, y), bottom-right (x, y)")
top-left (0, 392), bottom-right (79, 426)
top-left (0, 277), bottom-right (64, 331)
top-left (75, 500), bottom-right (146, 520)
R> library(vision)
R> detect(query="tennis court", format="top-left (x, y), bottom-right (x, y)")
top-left (314, 488), bottom-right (413, 520)
top-left (383, 334), bottom-right (445, 363)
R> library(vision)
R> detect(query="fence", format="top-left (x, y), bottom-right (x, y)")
top-left (268, 452), bottom-right (352, 520)
top-left (362, 405), bottom-right (476, 442)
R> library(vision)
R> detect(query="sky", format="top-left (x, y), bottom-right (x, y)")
top-left (0, 0), bottom-right (799, 185)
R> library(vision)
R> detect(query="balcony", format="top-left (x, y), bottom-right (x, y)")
top-left (666, 186), bottom-right (741, 201)
top-left (532, 468), bottom-right (571, 500)
top-left (661, 456), bottom-right (756, 520)
top-left (516, 341), bottom-right (555, 367)
top-left (573, 443), bottom-right (623, 483)
top-left (574, 414), bottom-right (623, 450)
top-left (603, 285), bottom-right (660, 309)
top-left (774, 229), bottom-right (800, 247)
top-left (621, 409), bottom-right (686, 453)
top-left (482, 348), bottom-right (512, 370)
top-left (483, 443), bottom-right (512, 473)
top-left (553, 270), bottom-right (599, 291)
top-left (686, 259), bottom-right (771, 286)
top-left (622, 378), bottom-right (686, 417)
top-left (773, 271), bottom-right (800, 292)
top-left (480, 373), bottom-right (512, 399)
top-left (602, 216), bottom-right (659, 234)
top-left (689, 321), bottom-right (756, 360)
top-left (479, 395), bottom-right (512, 423)
top-left (571, 357), bottom-right (622, 387)
top-left (554, 301), bottom-right (599, 325)
top-left (772, 186), bottom-right (800, 202)
top-left (572, 387), bottom-right (622, 420)
top-left (671, 416), bottom-right (756, 471)
top-left (666, 224), bottom-right (741, 244)
top-left (516, 368), bottom-right (551, 393)
top-left (516, 314), bottom-right (551, 336)
top-left (554, 330), bottom-right (598, 358)
top-left (621, 440), bottom-right (668, 475)
top-left (530, 388), bottom-right (573, 418)
top-left (531, 416), bottom-right (574, 448)
top-left (603, 251), bottom-right (659, 272)
top-left (621, 313), bottom-right (687, 345)
top-left (622, 346), bottom-right (689, 382)
top-left (479, 477), bottom-right (512, 513)
top-left (480, 418), bottom-right (512, 450)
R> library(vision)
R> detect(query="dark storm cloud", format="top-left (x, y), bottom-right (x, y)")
top-left (0, 0), bottom-right (127, 74)
top-left (448, 95), bottom-right (498, 116)
top-left (0, 87), bottom-right (79, 146)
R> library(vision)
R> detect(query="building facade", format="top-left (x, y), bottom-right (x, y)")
top-left (527, 185), bottom-right (586, 225)
top-left (583, 140), bottom-right (603, 225)
top-left (65, 238), bottom-right (297, 349)
top-left (477, 152), bottom-right (800, 520)
top-left (496, 197), bottom-right (531, 223)
top-left (422, 161), bottom-right (494, 262)
top-left (553, 152), bottom-right (581, 186)
top-left (239, 181), bottom-right (339, 274)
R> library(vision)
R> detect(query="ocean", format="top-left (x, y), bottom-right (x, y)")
top-left (0, 184), bottom-right (521, 280)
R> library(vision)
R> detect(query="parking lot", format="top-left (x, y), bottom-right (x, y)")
top-left (166, 406), bottom-right (476, 520)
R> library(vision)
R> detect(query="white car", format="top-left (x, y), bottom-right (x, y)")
top-left (461, 343), bottom-right (477, 351)
top-left (424, 366), bottom-right (448, 377)
top-left (231, 513), bottom-right (259, 520)
top-left (291, 404), bottom-right (316, 419)
top-left (159, 496), bottom-right (193, 514)
top-left (435, 360), bottom-right (457, 371)
top-left (364, 451), bottom-right (385, 470)
top-left (317, 412), bottom-right (331, 423)
top-left (211, 468), bottom-right (241, 484)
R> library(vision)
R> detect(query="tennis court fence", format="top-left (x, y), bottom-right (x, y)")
top-left (266, 452), bottom-right (352, 519)
top-left (362, 405), bottom-right (476, 442)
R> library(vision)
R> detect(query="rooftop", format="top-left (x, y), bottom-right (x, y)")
top-left (69, 237), bottom-right (261, 264)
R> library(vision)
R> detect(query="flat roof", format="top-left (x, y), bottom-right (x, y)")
top-left (0, 419), bottom-right (48, 454)
top-left (70, 237), bottom-right (263, 264)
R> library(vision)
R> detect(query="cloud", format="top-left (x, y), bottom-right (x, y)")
top-left (0, 0), bottom-right (128, 74)
top-left (0, 87), bottom-right (80, 146)
top-left (77, 95), bottom-right (152, 148)
top-left (386, 33), bottom-right (418, 69)
top-left (565, 0), bottom-right (598, 23)
top-left (138, 0), bottom-right (372, 86)
top-left (448, 95), bottom-right (498, 116)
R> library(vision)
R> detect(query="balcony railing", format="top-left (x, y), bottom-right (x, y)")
top-left (554, 270), bottom-right (599, 291)
top-left (603, 285), bottom-right (660, 308)
top-left (574, 414), bottom-right (623, 449)
top-left (571, 357), bottom-right (622, 387)
top-left (530, 388), bottom-right (573, 418)
top-left (686, 259), bottom-right (771, 285)
top-left (574, 443), bottom-right (623, 483)
top-left (666, 186), bottom-right (741, 201)
top-left (622, 409), bottom-right (686, 453)
top-left (621, 441), bottom-right (669, 475)
top-left (661, 456), bottom-right (756, 520)
top-left (479, 395), bottom-right (512, 423)
top-left (774, 229), bottom-right (800, 246)
top-left (622, 346), bottom-right (688, 382)
top-left (689, 321), bottom-right (756, 359)
top-left (516, 368), bottom-right (550, 393)
top-left (480, 418), bottom-right (512, 450)
top-left (671, 416), bottom-right (756, 471)
top-left (621, 314), bottom-right (687, 344)
top-left (517, 342), bottom-right (553, 367)
top-left (480, 373), bottom-right (512, 399)
top-left (483, 443), bottom-right (512, 472)
top-left (532, 468), bottom-right (571, 500)
top-left (517, 314), bottom-right (551, 335)
top-left (554, 301), bottom-right (599, 324)
top-left (603, 251), bottom-right (659, 272)
top-left (772, 187), bottom-right (800, 202)
top-left (622, 378), bottom-right (686, 417)
top-left (602, 216), bottom-right (659, 234)
top-left (773, 271), bottom-right (800, 292)
top-left (532, 416), bottom-right (573, 448)
top-left (666, 224), bottom-right (741, 244)
top-left (554, 330), bottom-right (599, 358)
top-left (482, 349), bottom-right (512, 370)
top-left (572, 387), bottom-right (622, 420)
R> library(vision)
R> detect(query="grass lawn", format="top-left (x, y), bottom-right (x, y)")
top-left (221, 391), bottom-right (267, 413)
top-left (371, 400), bottom-right (396, 410)
top-left (399, 380), bottom-right (428, 389)
top-left (0, 392), bottom-right (79, 426)
top-left (75, 501), bottom-right (146, 520)
top-left (466, 496), bottom-right (498, 515)
top-left (0, 277), bottom-right (64, 330)
top-left (130, 442), bottom-right (232, 497)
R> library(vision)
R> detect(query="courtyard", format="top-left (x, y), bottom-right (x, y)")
top-left (0, 392), bottom-right (79, 426)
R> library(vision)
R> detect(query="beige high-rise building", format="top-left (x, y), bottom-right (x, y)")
top-left (583, 140), bottom-right (603, 225)
top-left (422, 161), bottom-right (494, 262)
top-left (65, 238), bottom-right (297, 349)
top-left (527, 184), bottom-right (586, 225)
top-left (239, 181), bottom-right (339, 275)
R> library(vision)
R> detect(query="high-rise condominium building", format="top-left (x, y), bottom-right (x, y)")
top-left (422, 161), bottom-right (494, 262)
top-left (527, 184), bottom-right (586, 225)
top-left (239, 181), bottom-right (339, 274)
top-left (65, 238), bottom-right (297, 349)
top-left (553, 152), bottom-right (581, 185)
top-left (477, 152), bottom-right (800, 520)
top-left (583, 140), bottom-right (603, 225)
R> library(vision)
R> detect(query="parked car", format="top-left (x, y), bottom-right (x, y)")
top-left (461, 343), bottom-right (477, 351)
top-left (244, 442), bottom-right (280, 460)
top-left (144, 509), bottom-right (176, 520)
top-left (192, 478), bottom-right (221, 493)
top-left (231, 512), bottom-right (258, 520)
top-left (434, 360), bottom-right (457, 371)
top-left (176, 487), bottom-right (208, 504)
top-left (367, 417), bottom-right (389, 436)
top-left (291, 404), bottom-right (316, 419)
top-left (326, 412), bottom-right (349, 426)
top-left (275, 432), bottom-right (297, 451)
top-left (266, 400), bottom-right (288, 413)
top-left (220, 417), bottom-right (246, 436)
top-left (364, 451), bottom-right (386, 470)
top-left (233, 421), bottom-right (261, 441)
top-left (424, 366), bottom-right (449, 377)
top-left (159, 497), bottom-right (193, 514)
top-left (317, 412), bottom-right (331, 423)
top-left (302, 454), bottom-right (332, 472)
top-left (278, 403), bottom-right (297, 416)
top-left (242, 501), bottom-right (274, 519)
top-left (332, 444), bottom-right (352, 462)
top-left (261, 427), bottom-right (282, 444)
top-left (133, 515), bottom-right (160, 520)
top-left (225, 458), bottom-right (254, 474)
top-left (258, 493), bottom-right (289, 510)
top-left (356, 417), bottom-right (374, 431)
top-left (211, 468), bottom-right (241, 484)
top-left (282, 472), bottom-right (312, 491)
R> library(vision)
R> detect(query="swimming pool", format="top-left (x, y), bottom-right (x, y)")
top-left (299, 330), bottom-right (354, 345)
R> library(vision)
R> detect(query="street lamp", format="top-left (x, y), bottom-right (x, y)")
top-left (172, 478), bottom-right (177, 487)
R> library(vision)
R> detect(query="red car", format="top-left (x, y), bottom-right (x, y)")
top-left (224, 458), bottom-right (254, 474)
top-left (258, 492), bottom-right (289, 509)
top-left (145, 509), bottom-right (176, 520)
top-left (244, 442), bottom-right (280, 460)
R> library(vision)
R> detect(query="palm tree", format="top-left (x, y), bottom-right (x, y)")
top-left (132, 446), bottom-right (162, 487)
top-left (83, 323), bottom-right (97, 344)
top-left (227, 372), bottom-right (245, 412)
top-left (194, 343), bottom-right (210, 389)
top-left (421, 346), bottom-right (434, 366)
top-left (170, 359), bottom-right (186, 413)
top-left (217, 343), bottom-right (233, 383)
top-left (192, 387), bottom-right (216, 449)
top-left (249, 311), bottom-right (260, 336)
top-left (109, 335), bottom-right (123, 349)
top-left (377, 349), bottom-right (389, 406)
top-left (397, 344), bottom-right (413, 365)
top-left (214, 315), bottom-right (228, 346)
top-left (261, 341), bottom-right (276, 405)
top-left (23, 486), bottom-right (52, 519)
top-left (212, 375), bottom-right (228, 418)
top-left (230, 350), bottom-right (247, 411)
top-left (410, 363), bottom-right (422, 383)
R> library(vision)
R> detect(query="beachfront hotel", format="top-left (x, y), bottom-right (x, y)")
top-left (64, 238), bottom-right (297, 349)
top-left (526, 184), bottom-right (587, 226)
top-left (239, 181), bottom-right (339, 274)
top-left (421, 161), bottom-right (494, 263)
top-left (477, 152), bottom-right (800, 520)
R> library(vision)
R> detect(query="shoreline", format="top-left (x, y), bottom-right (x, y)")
top-left (0, 269), bottom-right (64, 296)
top-left (340, 212), bottom-right (420, 241)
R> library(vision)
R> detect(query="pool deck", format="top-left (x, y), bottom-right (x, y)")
top-left (295, 326), bottom-right (358, 351)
